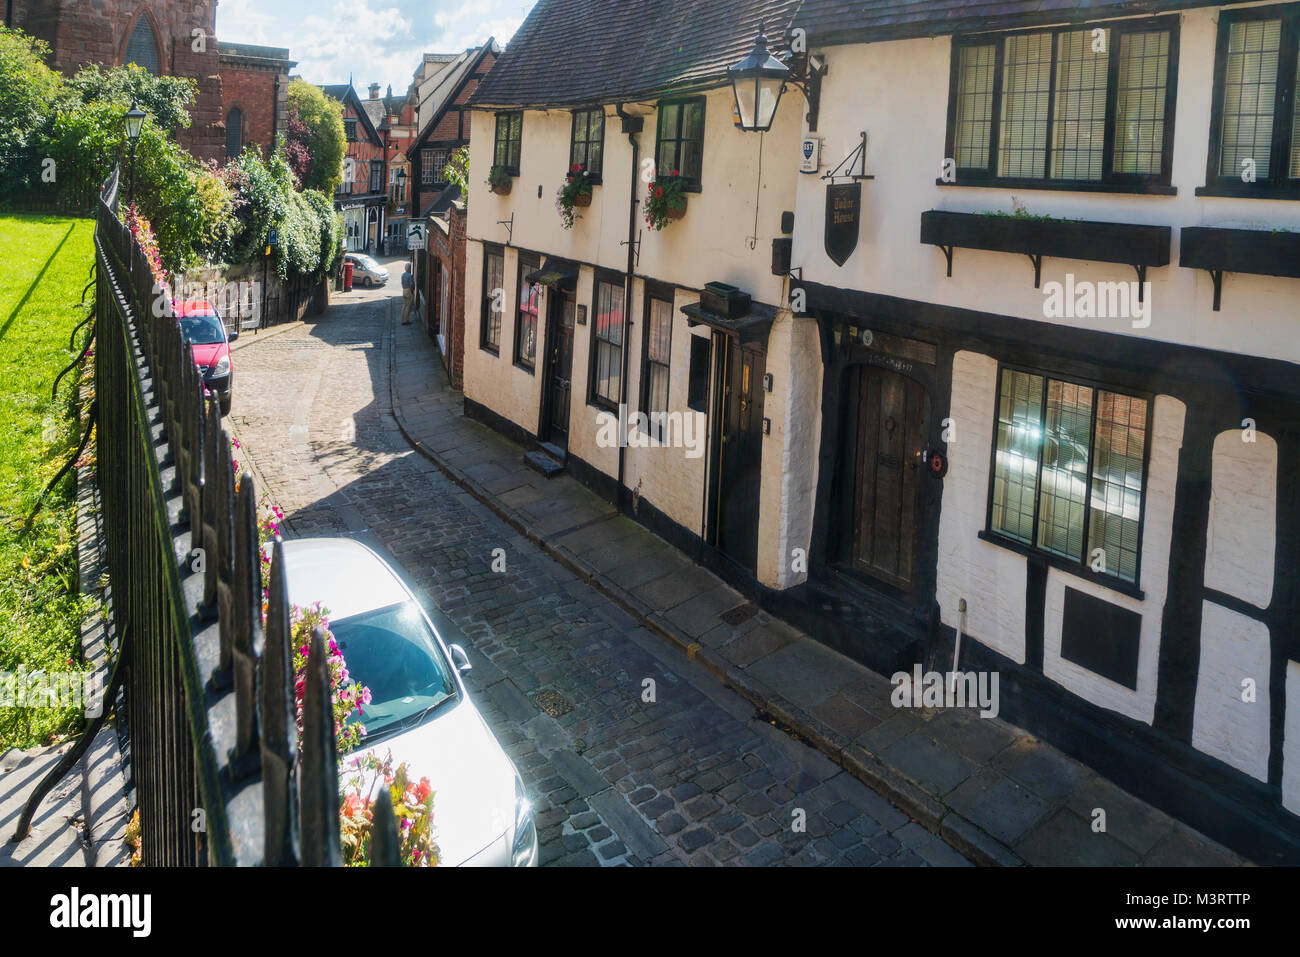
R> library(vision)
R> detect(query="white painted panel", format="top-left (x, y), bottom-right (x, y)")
top-left (1205, 430), bottom-right (1277, 610)
top-left (1041, 395), bottom-right (1184, 724)
top-left (1192, 601), bottom-right (1272, 782)
top-left (1284, 660), bottom-right (1300, 817)
top-left (936, 350), bottom-right (1026, 664)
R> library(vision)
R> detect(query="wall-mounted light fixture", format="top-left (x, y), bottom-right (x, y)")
top-left (728, 22), bottom-right (828, 133)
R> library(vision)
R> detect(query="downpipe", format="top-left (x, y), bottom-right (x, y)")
top-left (615, 103), bottom-right (641, 511)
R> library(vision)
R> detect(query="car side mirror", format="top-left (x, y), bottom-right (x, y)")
top-left (229, 327), bottom-right (239, 341)
top-left (449, 644), bottom-right (472, 674)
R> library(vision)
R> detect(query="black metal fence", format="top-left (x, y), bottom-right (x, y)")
top-left (15, 168), bottom-right (397, 865)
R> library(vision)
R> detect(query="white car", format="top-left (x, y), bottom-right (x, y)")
top-left (278, 537), bottom-right (538, 866)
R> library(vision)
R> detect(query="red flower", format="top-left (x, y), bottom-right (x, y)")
top-left (654, 187), bottom-right (664, 199)
top-left (670, 169), bottom-right (679, 177)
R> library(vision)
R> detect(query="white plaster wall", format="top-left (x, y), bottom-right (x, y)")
top-left (1192, 601), bottom-right (1272, 782)
top-left (622, 287), bottom-right (713, 536)
top-left (1284, 660), bottom-right (1300, 816)
top-left (1042, 395), bottom-right (1184, 724)
top-left (461, 243), bottom-right (550, 436)
top-left (1205, 429), bottom-right (1277, 610)
top-left (792, 10), bottom-right (1300, 365)
top-left (768, 312), bottom-right (824, 588)
top-left (936, 350), bottom-right (1027, 664)
top-left (463, 90), bottom-right (811, 587)
top-left (466, 88), bottom-right (800, 305)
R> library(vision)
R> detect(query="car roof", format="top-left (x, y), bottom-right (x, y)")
top-left (176, 300), bottom-right (219, 317)
top-left (277, 537), bottom-right (411, 621)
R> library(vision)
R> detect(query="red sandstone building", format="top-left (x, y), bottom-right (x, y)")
top-left (5, 0), bottom-right (290, 165)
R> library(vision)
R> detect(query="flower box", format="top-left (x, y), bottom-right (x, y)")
top-left (573, 192), bottom-right (591, 208)
top-left (490, 180), bottom-right (512, 196)
top-left (920, 209), bottom-right (1170, 287)
top-left (1180, 225), bottom-right (1300, 310)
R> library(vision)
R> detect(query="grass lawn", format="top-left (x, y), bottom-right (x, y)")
top-left (0, 213), bottom-right (97, 750)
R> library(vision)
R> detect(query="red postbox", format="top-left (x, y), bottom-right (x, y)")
top-left (342, 260), bottom-right (354, 291)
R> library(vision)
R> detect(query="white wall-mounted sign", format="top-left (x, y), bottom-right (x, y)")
top-left (407, 222), bottom-right (426, 250)
top-left (799, 137), bottom-right (821, 174)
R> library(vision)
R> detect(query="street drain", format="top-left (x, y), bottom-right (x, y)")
top-left (755, 709), bottom-right (803, 743)
top-left (534, 689), bottom-right (571, 717)
top-left (721, 602), bottom-right (758, 626)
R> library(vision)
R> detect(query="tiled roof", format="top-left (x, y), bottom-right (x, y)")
top-left (469, 0), bottom-right (802, 108)
top-left (790, 0), bottom-right (1246, 45)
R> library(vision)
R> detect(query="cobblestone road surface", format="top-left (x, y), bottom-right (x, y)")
top-left (226, 267), bottom-right (970, 867)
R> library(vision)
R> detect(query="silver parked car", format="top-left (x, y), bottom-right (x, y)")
top-left (278, 537), bottom-right (538, 866)
top-left (344, 253), bottom-right (389, 288)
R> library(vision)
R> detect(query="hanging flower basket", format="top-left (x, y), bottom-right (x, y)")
top-left (645, 173), bottom-right (687, 230)
top-left (487, 165), bottom-right (513, 195)
top-left (556, 164), bottom-right (595, 228)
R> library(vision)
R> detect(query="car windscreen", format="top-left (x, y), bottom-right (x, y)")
top-left (179, 314), bottom-right (226, 345)
top-left (330, 600), bottom-right (456, 742)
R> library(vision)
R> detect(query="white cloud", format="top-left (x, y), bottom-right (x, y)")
top-left (219, 0), bottom-right (533, 96)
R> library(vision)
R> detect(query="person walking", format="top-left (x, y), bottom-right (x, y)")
top-left (401, 262), bottom-right (415, 325)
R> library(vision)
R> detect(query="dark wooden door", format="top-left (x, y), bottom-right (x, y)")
top-left (544, 288), bottom-right (575, 447)
top-left (716, 339), bottom-right (765, 573)
top-left (852, 367), bottom-right (925, 590)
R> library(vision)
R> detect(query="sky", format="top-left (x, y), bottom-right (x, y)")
top-left (217, 0), bottom-right (537, 94)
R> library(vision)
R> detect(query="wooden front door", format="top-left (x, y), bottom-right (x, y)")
top-left (716, 338), bottom-right (765, 573)
top-left (852, 366), bottom-right (926, 591)
top-left (543, 288), bottom-right (575, 447)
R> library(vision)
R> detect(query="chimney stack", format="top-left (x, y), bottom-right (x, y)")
top-left (368, 83), bottom-right (380, 99)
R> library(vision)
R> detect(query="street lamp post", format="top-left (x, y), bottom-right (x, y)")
top-left (124, 101), bottom-right (146, 206)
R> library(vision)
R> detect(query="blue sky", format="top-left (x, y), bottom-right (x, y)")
top-left (218, 0), bottom-right (537, 94)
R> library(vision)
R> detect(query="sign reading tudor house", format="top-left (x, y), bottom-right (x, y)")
top-left (825, 182), bottom-right (860, 266)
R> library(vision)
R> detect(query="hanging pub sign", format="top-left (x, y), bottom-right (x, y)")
top-left (824, 182), bottom-right (861, 267)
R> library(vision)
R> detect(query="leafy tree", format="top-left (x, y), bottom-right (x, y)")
top-left (0, 28), bottom-right (67, 197)
top-left (285, 79), bottom-right (345, 196)
top-left (444, 146), bottom-right (470, 206)
top-left (222, 149), bottom-right (341, 279)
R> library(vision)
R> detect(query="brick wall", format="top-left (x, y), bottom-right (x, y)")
top-left (450, 203), bottom-right (466, 389)
top-left (220, 62), bottom-right (283, 160)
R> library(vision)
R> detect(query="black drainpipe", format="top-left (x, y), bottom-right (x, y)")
top-left (615, 103), bottom-right (643, 511)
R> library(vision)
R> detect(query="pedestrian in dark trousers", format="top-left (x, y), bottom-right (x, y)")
top-left (401, 263), bottom-right (415, 325)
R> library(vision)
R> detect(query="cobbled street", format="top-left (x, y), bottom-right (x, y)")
top-left (226, 263), bottom-right (970, 867)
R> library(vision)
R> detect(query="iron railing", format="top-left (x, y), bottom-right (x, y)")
top-left (13, 168), bottom-right (398, 866)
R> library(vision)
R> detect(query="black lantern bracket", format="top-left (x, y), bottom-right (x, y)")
top-left (821, 131), bottom-right (875, 183)
top-left (783, 53), bottom-right (829, 132)
top-left (497, 212), bottom-right (514, 245)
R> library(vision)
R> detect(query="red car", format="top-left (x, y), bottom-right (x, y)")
top-left (176, 299), bottom-right (235, 416)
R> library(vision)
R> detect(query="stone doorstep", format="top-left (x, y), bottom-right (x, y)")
top-left (383, 314), bottom-right (1009, 867)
